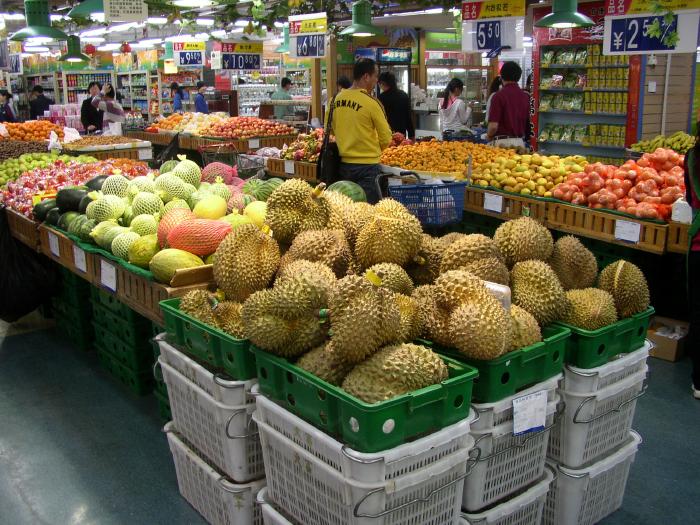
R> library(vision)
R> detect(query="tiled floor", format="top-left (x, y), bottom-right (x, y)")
top-left (0, 324), bottom-right (697, 524)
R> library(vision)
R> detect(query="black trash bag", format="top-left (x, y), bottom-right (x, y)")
top-left (149, 132), bottom-right (180, 169)
top-left (0, 207), bottom-right (59, 323)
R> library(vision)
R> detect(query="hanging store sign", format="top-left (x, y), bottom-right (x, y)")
top-left (603, 11), bottom-right (700, 54)
top-left (104, 0), bottom-right (148, 23)
top-left (290, 34), bottom-right (326, 59)
top-left (606, 0), bottom-right (700, 16)
top-left (461, 0), bottom-right (525, 20)
top-left (376, 48), bottom-right (412, 63)
top-left (462, 17), bottom-right (524, 51)
top-left (289, 12), bottom-right (328, 36)
top-left (173, 41), bottom-right (205, 67)
top-left (220, 42), bottom-right (263, 70)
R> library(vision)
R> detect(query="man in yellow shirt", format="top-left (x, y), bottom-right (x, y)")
top-left (327, 59), bottom-right (392, 203)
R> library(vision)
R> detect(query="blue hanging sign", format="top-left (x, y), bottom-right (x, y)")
top-left (290, 34), bottom-right (325, 59)
top-left (222, 53), bottom-right (261, 70)
top-left (603, 11), bottom-right (700, 55)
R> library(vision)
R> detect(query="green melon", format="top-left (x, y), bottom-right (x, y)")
top-left (132, 192), bottom-right (164, 217)
top-left (130, 214), bottom-right (159, 236)
top-left (128, 234), bottom-right (159, 268)
top-left (164, 198), bottom-right (191, 213)
top-left (160, 160), bottom-right (178, 174)
top-left (327, 181), bottom-right (367, 202)
top-left (149, 248), bottom-right (204, 284)
top-left (101, 175), bottom-right (131, 198)
top-left (86, 195), bottom-right (127, 222)
top-left (112, 231), bottom-right (141, 259)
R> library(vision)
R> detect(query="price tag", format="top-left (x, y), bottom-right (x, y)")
top-left (73, 246), bottom-right (87, 273)
top-left (483, 192), bottom-right (503, 213)
top-left (249, 138), bottom-right (260, 150)
top-left (614, 220), bottom-right (641, 243)
top-left (284, 160), bottom-right (295, 174)
top-left (512, 390), bottom-right (547, 435)
top-left (47, 232), bottom-right (60, 257)
top-left (138, 148), bottom-right (153, 160)
top-left (100, 259), bottom-right (117, 292)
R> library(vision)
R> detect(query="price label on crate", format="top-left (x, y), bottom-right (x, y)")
top-left (614, 219), bottom-right (641, 243)
top-left (483, 192), bottom-right (504, 213)
top-left (249, 138), bottom-right (260, 149)
top-left (73, 246), bottom-right (87, 273)
top-left (138, 147), bottom-right (153, 160)
top-left (512, 390), bottom-right (547, 435)
top-left (284, 160), bottom-right (295, 174)
top-left (48, 232), bottom-right (60, 257)
top-left (100, 259), bottom-right (117, 292)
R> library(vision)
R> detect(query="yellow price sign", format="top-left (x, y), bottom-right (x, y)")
top-left (461, 0), bottom-right (526, 20)
top-left (289, 12), bottom-right (328, 35)
top-left (221, 41), bottom-right (264, 54)
top-left (173, 41), bottom-right (206, 52)
top-left (607, 0), bottom-right (700, 15)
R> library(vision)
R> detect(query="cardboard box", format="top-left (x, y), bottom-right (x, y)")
top-left (647, 316), bottom-right (689, 362)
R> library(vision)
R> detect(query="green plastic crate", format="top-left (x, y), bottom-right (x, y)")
top-left (553, 306), bottom-right (654, 369)
top-left (89, 287), bottom-right (139, 319)
top-left (253, 347), bottom-right (479, 453)
top-left (56, 320), bottom-right (93, 352)
top-left (155, 378), bottom-right (168, 398)
top-left (51, 296), bottom-right (92, 328)
top-left (92, 321), bottom-right (154, 371)
top-left (57, 266), bottom-right (91, 307)
top-left (154, 389), bottom-right (171, 422)
top-left (160, 298), bottom-right (256, 381)
top-left (91, 301), bottom-right (152, 349)
top-left (96, 346), bottom-right (154, 396)
top-left (152, 322), bottom-right (164, 361)
top-left (431, 325), bottom-right (569, 403)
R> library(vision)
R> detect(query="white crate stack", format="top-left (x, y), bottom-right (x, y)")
top-left (157, 338), bottom-right (266, 525)
top-left (253, 385), bottom-right (478, 525)
top-left (543, 342), bottom-right (650, 525)
top-left (461, 375), bottom-right (561, 524)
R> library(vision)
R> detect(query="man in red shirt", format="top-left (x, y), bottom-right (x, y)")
top-left (486, 61), bottom-right (531, 148)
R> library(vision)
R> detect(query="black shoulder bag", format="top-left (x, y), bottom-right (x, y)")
top-left (317, 96), bottom-right (342, 185)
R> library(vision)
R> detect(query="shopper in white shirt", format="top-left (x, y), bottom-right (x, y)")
top-left (439, 78), bottom-right (471, 138)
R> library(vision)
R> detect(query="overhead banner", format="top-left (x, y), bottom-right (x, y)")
top-left (221, 41), bottom-right (263, 70)
top-left (462, 18), bottom-right (524, 51)
top-left (103, 0), bottom-right (148, 23)
top-left (603, 10), bottom-right (700, 54)
top-left (461, 0), bottom-right (525, 20)
top-left (606, 0), bottom-right (700, 15)
top-left (289, 12), bottom-right (328, 36)
top-left (173, 41), bottom-right (205, 67)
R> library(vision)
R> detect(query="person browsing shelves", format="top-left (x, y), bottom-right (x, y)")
top-left (486, 61), bottom-right (530, 148)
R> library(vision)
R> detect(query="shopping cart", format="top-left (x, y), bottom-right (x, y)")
top-left (237, 154), bottom-right (267, 179)
top-left (198, 141), bottom-right (240, 167)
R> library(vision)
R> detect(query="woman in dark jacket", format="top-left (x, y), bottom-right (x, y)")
top-left (377, 72), bottom-right (415, 139)
top-left (0, 90), bottom-right (16, 123)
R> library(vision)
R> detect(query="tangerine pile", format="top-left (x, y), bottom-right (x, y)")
top-left (154, 113), bottom-right (184, 130)
top-left (4, 121), bottom-right (64, 141)
top-left (380, 140), bottom-right (514, 175)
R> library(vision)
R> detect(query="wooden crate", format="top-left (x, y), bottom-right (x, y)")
top-left (5, 208), bottom-right (41, 251)
top-left (463, 187), bottom-right (547, 222)
top-left (189, 134), bottom-right (298, 153)
top-left (125, 131), bottom-right (173, 146)
top-left (91, 254), bottom-right (213, 325)
top-left (667, 221), bottom-right (689, 253)
top-left (38, 224), bottom-right (97, 280)
top-left (546, 202), bottom-right (668, 254)
top-left (267, 158), bottom-right (317, 182)
top-left (89, 148), bottom-right (143, 160)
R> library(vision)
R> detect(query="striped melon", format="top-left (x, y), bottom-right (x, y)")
top-left (327, 181), bottom-right (367, 202)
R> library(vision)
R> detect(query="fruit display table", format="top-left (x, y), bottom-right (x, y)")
top-left (124, 130), bottom-right (173, 146)
top-left (66, 142), bottom-right (153, 161)
top-left (180, 134), bottom-right (298, 154)
top-left (266, 158), bottom-right (317, 182)
top-left (5, 208), bottom-right (41, 251)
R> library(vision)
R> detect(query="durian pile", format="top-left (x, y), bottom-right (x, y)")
top-left (58, 155), bottom-right (292, 284)
top-left (178, 189), bottom-right (652, 406)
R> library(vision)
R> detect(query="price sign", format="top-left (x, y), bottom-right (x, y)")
top-left (513, 390), bottom-right (548, 435)
top-left (603, 11), bottom-right (700, 55)
top-left (483, 192), bottom-right (504, 213)
top-left (100, 259), bottom-right (117, 292)
top-left (462, 0), bottom-right (525, 20)
top-left (73, 246), bottom-right (87, 273)
top-left (249, 138), bottom-right (260, 149)
top-left (462, 17), bottom-right (523, 51)
top-left (284, 160), bottom-right (295, 174)
top-left (291, 34), bottom-right (325, 59)
top-left (477, 21), bottom-right (501, 50)
top-left (173, 42), bottom-right (205, 52)
top-left (48, 232), bottom-right (60, 257)
top-left (178, 51), bottom-right (203, 66)
top-left (289, 12), bottom-right (328, 36)
top-left (222, 53), bottom-right (261, 70)
top-left (606, 0), bottom-right (700, 16)
top-left (221, 42), bottom-right (264, 54)
top-left (614, 219), bottom-right (641, 243)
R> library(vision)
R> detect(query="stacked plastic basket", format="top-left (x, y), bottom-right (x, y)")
top-left (52, 266), bottom-right (93, 352)
top-left (543, 318), bottom-right (651, 525)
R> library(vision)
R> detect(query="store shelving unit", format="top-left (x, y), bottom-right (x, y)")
top-left (284, 68), bottom-right (313, 97)
top-left (236, 83), bottom-right (277, 117)
top-left (159, 70), bottom-right (203, 115)
top-left (117, 70), bottom-right (151, 114)
top-left (61, 71), bottom-right (115, 105)
top-left (25, 72), bottom-right (62, 105)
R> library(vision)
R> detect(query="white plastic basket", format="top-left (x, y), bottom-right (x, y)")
top-left (257, 487), bottom-right (295, 525)
top-left (560, 342), bottom-right (650, 394)
top-left (254, 409), bottom-right (476, 525)
top-left (157, 337), bottom-right (257, 405)
top-left (165, 423), bottom-right (265, 525)
top-left (543, 431), bottom-right (641, 525)
top-left (548, 366), bottom-right (646, 468)
top-left (161, 358), bottom-right (265, 482)
top-left (463, 395), bottom-right (559, 512)
top-left (470, 375), bottom-right (561, 432)
top-left (461, 467), bottom-right (554, 525)
top-left (254, 386), bottom-right (476, 484)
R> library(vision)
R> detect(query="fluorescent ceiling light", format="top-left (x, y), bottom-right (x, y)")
top-left (140, 38), bottom-right (163, 45)
top-left (0, 13), bottom-right (25, 20)
top-left (81, 27), bottom-right (108, 37)
top-left (211, 30), bottom-right (227, 37)
top-left (97, 43), bottom-right (121, 51)
top-left (91, 13), bottom-right (105, 22)
top-left (390, 8), bottom-right (443, 16)
top-left (230, 28), bottom-right (244, 34)
top-left (147, 17), bottom-right (168, 24)
top-left (108, 22), bottom-right (142, 33)
top-left (81, 37), bottom-right (105, 43)
top-left (174, 0), bottom-right (213, 6)
top-left (274, 21), bottom-right (284, 28)
top-left (196, 18), bottom-right (215, 26)
top-left (523, 41), bottom-right (533, 47)
top-left (25, 46), bottom-right (50, 52)
top-left (234, 20), bottom-right (250, 27)
top-left (25, 37), bottom-right (53, 45)
top-left (194, 33), bottom-right (210, 40)
top-left (129, 42), bottom-right (154, 49)
top-left (452, 68), bottom-right (466, 72)
top-left (50, 14), bottom-right (64, 21)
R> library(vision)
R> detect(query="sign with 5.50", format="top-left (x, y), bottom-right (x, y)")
top-left (462, 0), bottom-right (525, 20)
top-left (462, 17), bottom-right (523, 51)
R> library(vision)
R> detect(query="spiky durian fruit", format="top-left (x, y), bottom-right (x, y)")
top-left (394, 293), bottom-right (424, 342)
top-left (343, 201), bottom-right (375, 250)
top-left (440, 234), bottom-right (502, 273)
top-left (433, 269), bottom-right (486, 310)
top-left (296, 341), bottom-right (353, 386)
top-left (549, 236), bottom-right (598, 290)
top-left (562, 288), bottom-right (618, 330)
top-left (276, 259), bottom-right (336, 285)
top-left (265, 179), bottom-right (330, 244)
top-left (448, 289), bottom-right (511, 360)
top-left (494, 217), bottom-right (554, 267)
top-left (213, 224), bottom-right (280, 302)
top-left (509, 305), bottom-right (542, 352)
top-left (283, 229), bottom-right (352, 277)
top-left (270, 262), bottom-right (336, 320)
top-left (367, 263), bottom-right (414, 295)
top-left (179, 289), bottom-right (216, 326)
top-left (355, 199), bottom-right (422, 269)
top-left (406, 234), bottom-right (442, 285)
top-left (213, 301), bottom-right (245, 338)
top-left (412, 285), bottom-right (452, 346)
top-left (435, 232), bottom-right (467, 250)
top-left (460, 257), bottom-right (510, 286)
top-left (341, 343), bottom-right (448, 404)
top-left (324, 190), bottom-right (354, 230)
top-left (597, 260), bottom-right (650, 318)
top-left (511, 260), bottom-right (569, 325)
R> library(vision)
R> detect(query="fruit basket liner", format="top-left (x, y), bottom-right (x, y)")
top-left (48, 226), bottom-right (155, 281)
top-left (159, 298), bottom-right (257, 381)
top-left (427, 325), bottom-right (569, 403)
top-left (552, 307), bottom-right (654, 369)
top-left (252, 346), bottom-right (479, 453)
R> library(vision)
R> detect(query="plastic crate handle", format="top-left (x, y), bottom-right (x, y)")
top-left (353, 447), bottom-right (481, 519)
top-left (572, 382), bottom-right (648, 425)
top-left (152, 359), bottom-right (164, 383)
top-left (225, 408), bottom-right (258, 439)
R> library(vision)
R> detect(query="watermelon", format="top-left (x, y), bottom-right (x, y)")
top-left (158, 208), bottom-right (195, 248)
top-left (255, 178), bottom-right (284, 201)
top-left (167, 219), bottom-right (232, 256)
top-left (242, 178), bottom-right (264, 196)
top-left (327, 181), bottom-right (367, 202)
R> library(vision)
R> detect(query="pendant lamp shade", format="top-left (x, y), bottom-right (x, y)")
top-left (275, 24), bottom-right (289, 54)
top-left (340, 0), bottom-right (382, 37)
top-left (60, 35), bottom-right (91, 62)
top-left (67, 0), bottom-right (104, 19)
top-left (10, 0), bottom-right (69, 41)
top-left (535, 0), bottom-right (594, 29)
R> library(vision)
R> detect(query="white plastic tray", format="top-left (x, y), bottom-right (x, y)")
top-left (561, 342), bottom-right (649, 393)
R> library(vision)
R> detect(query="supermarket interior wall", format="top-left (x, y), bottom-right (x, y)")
top-left (640, 53), bottom-right (694, 139)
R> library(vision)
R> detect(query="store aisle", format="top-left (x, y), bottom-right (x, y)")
top-left (1, 326), bottom-right (698, 525)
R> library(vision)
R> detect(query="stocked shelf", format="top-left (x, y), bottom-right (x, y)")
top-left (540, 110), bottom-right (626, 118)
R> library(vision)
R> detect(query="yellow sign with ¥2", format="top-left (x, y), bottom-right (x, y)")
top-left (607, 0), bottom-right (700, 15)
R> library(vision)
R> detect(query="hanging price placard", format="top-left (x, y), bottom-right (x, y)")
top-left (173, 41), bottom-right (205, 67)
top-left (462, 17), bottom-right (524, 51)
top-left (603, 11), bottom-right (700, 55)
top-left (289, 12), bottom-right (328, 36)
top-left (461, 0), bottom-right (525, 20)
top-left (221, 42), bottom-right (263, 70)
top-left (290, 34), bottom-right (326, 59)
